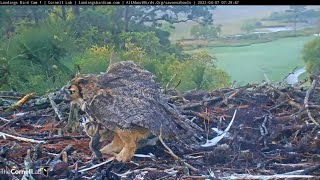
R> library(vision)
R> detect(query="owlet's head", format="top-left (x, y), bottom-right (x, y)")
top-left (66, 77), bottom-right (89, 106)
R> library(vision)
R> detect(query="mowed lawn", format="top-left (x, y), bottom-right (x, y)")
top-left (195, 36), bottom-right (315, 86)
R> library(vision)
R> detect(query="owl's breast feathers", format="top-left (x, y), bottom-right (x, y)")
top-left (83, 61), bottom-right (200, 147)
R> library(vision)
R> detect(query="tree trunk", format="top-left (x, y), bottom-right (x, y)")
top-left (61, 6), bottom-right (66, 22)
top-left (31, 7), bottom-right (39, 24)
top-left (124, 6), bottom-right (129, 32)
top-left (72, 6), bottom-right (80, 17)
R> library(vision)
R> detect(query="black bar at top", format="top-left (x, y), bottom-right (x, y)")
top-left (0, 1), bottom-right (123, 5)
top-left (0, 0), bottom-right (319, 5)
top-left (123, 0), bottom-right (320, 5)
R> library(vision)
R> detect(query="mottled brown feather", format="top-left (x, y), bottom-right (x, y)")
top-left (66, 61), bottom-right (200, 161)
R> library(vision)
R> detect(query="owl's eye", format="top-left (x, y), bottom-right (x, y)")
top-left (69, 90), bottom-right (75, 94)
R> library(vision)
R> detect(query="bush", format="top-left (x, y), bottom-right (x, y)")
top-left (69, 45), bottom-right (114, 74)
top-left (303, 38), bottom-right (320, 75)
top-left (1, 22), bottom-right (74, 94)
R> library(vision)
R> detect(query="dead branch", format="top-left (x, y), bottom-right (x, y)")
top-left (41, 135), bottom-right (89, 141)
top-left (48, 94), bottom-right (63, 121)
top-left (4, 92), bottom-right (34, 112)
top-left (307, 109), bottom-right (319, 125)
top-left (0, 131), bottom-right (46, 143)
top-left (0, 116), bottom-right (25, 130)
top-left (219, 174), bottom-right (317, 179)
top-left (180, 96), bottom-right (223, 110)
top-left (299, 163), bottom-right (320, 175)
top-left (181, 110), bottom-right (210, 120)
top-left (53, 144), bottom-right (73, 162)
top-left (304, 78), bottom-right (319, 125)
top-left (304, 78), bottom-right (318, 108)
top-left (281, 66), bottom-right (298, 83)
top-left (159, 127), bottom-right (199, 172)
top-left (78, 157), bottom-right (115, 173)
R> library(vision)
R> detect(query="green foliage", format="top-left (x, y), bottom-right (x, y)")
top-left (0, 55), bottom-right (9, 87)
top-left (69, 9), bottom-right (115, 48)
top-left (0, 6), bottom-right (230, 95)
top-left (69, 45), bottom-right (114, 74)
top-left (180, 51), bottom-right (230, 90)
top-left (1, 22), bottom-right (74, 94)
top-left (120, 32), bottom-right (161, 56)
top-left (264, 7), bottom-right (317, 23)
top-left (143, 51), bottom-right (230, 91)
top-left (241, 19), bottom-right (262, 34)
top-left (303, 38), bottom-right (320, 75)
top-left (190, 24), bottom-right (222, 39)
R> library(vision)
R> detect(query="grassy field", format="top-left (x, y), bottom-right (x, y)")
top-left (172, 6), bottom-right (320, 40)
top-left (172, 6), bottom-right (290, 40)
top-left (192, 36), bottom-right (316, 86)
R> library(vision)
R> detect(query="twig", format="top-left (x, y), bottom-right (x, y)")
top-left (173, 80), bottom-right (181, 90)
top-left (268, 100), bottom-right (289, 111)
top-left (181, 110), bottom-right (210, 120)
top-left (0, 113), bottom-right (29, 130)
top-left (307, 109), bottom-right (319, 125)
top-left (41, 135), bottom-right (89, 141)
top-left (230, 80), bottom-right (236, 88)
top-left (180, 97), bottom-right (223, 110)
top-left (0, 131), bottom-right (46, 143)
top-left (181, 175), bottom-right (206, 179)
top-left (78, 157), bottom-right (114, 173)
top-left (304, 78), bottom-right (319, 125)
top-left (53, 144), bottom-right (73, 162)
top-left (165, 73), bottom-right (177, 94)
top-left (158, 127), bottom-right (199, 172)
top-left (299, 163), bottom-right (320, 175)
top-left (219, 174), bottom-right (316, 179)
top-left (304, 79), bottom-right (318, 108)
top-left (0, 117), bottom-right (10, 122)
top-left (308, 104), bottom-right (320, 109)
top-left (48, 94), bottom-right (63, 121)
top-left (281, 66), bottom-right (298, 83)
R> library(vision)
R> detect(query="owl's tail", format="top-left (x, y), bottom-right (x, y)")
top-left (159, 102), bottom-right (205, 150)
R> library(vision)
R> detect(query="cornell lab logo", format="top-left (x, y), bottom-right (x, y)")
top-left (0, 166), bottom-right (48, 176)
top-left (40, 166), bottom-right (50, 176)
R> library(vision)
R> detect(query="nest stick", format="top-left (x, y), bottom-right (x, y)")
top-left (0, 131), bottom-right (46, 143)
top-left (304, 78), bottom-right (319, 125)
top-left (78, 157), bottom-right (115, 173)
top-left (48, 94), bottom-right (63, 121)
top-left (158, 127), bottom-right (199, 172)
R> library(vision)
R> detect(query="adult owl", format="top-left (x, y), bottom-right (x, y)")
top-left (66, 61), bottom-right (200, 162)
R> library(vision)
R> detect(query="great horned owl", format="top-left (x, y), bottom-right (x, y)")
top-left (65, 61), bottom-right (199, 162)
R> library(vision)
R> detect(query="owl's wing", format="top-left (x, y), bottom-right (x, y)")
top-left (86, 61), bottom-right (200, 145)
top-left (86, 92), bottom-right (177, 136)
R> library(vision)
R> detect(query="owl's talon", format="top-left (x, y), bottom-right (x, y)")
top-left (115, 155), bottom-right (128, 162)
top-left (115, 150), bottom-right (133, 162)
